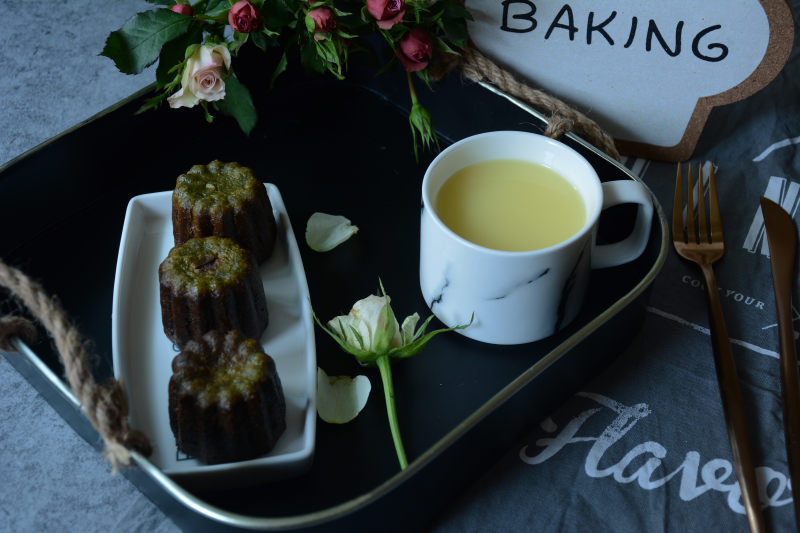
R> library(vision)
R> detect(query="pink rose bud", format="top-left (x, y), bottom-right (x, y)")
top-left (366, 0), bottom-right (406, 30)
top-left (396, 27), bottom-right (433, 73)
top-left (228, 0), bottom-right (262, 33)
top-left (170, 4), bottom-right (194, 16)
top-left (309, 7), bottom-right (337, 40)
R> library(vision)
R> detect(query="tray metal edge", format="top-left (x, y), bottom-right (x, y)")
top-left (5, 173), bottom-right (668, 533)
top-left (3, 80), bottom-right (670, 530)
top-left (0, 83), bottom-right (156, 175)
top-left (7, 203), bottom-right (667, 530)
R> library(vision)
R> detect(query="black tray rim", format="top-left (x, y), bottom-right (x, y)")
top-left (4, 79), bottom-right (670, 530)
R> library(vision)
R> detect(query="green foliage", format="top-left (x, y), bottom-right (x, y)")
top-left (204, 0), bottom-right (231, 17)
top-left (214, 75), bottom-right (257, 135)
top-left (101, 0), bottom-right (472, 152)
top-left (155, 23), bottom-right (203, 88)
top-left (101, 9), bottom-right (193, 74)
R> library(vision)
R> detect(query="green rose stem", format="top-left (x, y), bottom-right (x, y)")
top-left (406, 71), bottom-right (418, 103)
top-left (313, 282), bottom-right (471, 473)
top-left (376, 354), bottom-right (408, 470)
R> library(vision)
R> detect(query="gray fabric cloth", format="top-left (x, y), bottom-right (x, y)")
top-left (1, 1), bottom-right (799, 532)
top-left (433, 7), bottom-right (800, 531)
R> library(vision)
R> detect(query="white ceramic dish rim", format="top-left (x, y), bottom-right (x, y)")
top-left (110, 184), bottom-right (316, 482)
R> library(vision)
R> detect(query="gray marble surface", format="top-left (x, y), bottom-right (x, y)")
top-left (0, 1), bottom-right (177, 531)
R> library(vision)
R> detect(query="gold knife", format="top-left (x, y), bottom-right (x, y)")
top-left (761, 196), bottom-right (800, 530)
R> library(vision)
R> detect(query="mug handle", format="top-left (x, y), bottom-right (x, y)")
top-left (591, 180), bottom-right (654, 269)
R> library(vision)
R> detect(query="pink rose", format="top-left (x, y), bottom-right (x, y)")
top-left (309, 7), bottom-right (337, 41)
top-left (396, 27), bottom-right (433, 72)
top-left (366, 0), bottom-right (406, 30)
top-left (170, 4), bottom-right (193, 16)
top-left (168, 44), bottom-right (232, 108)
top-left (228, 0), bottom-right (262, 33)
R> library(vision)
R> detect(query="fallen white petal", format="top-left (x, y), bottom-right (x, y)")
top-left (316, 367), bottom-right (371, 424)
top-left (305, 212), bottom-right (358, 252)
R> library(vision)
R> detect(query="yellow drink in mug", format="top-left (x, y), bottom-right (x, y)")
top-left (434, 159), bottom-right (586, 252)
top-left (419, 131), bottom-right (653, 345)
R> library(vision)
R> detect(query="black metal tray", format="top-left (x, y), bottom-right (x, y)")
top-left (0, 58), bottom-right (667, 531)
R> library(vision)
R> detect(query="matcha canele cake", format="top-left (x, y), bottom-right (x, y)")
top-left (169, 329), bottom-right (286, 464)
top-left (172, 160), bottom-right (277, 263)
top-left (159, 236), bottom-right (268, 347)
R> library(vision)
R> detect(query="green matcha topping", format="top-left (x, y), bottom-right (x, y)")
top-left (161, 236), bottom-right (252, 293)
top-left (173, 160), bottom-right (259, 211)
top-left (179, 338), bottom-right (270, 406)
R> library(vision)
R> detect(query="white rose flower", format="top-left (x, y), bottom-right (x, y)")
top-left (168, 44), bottom-right (232, 109)
top-left (314, 280), bottom-right (471, 470)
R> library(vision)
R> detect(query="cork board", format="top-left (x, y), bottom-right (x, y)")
top-left (465, 0), bottom-right (794, 161)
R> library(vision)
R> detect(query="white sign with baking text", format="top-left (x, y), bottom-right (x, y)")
top-left (465, 0), bottom-right (793, 161)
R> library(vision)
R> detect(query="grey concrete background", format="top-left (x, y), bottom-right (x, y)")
top-left (0, 2), bottom-right (153, 164)
top-left (0, 1), bottom-right (178, 531)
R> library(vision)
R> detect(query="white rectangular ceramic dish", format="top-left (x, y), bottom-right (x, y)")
top-left (111, 184), bottom-right (316, 488)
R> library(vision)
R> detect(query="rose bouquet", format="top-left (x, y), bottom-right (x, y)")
top-left (101, 0), bottom-right (471, 157)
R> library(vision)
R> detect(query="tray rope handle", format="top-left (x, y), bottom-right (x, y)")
top-left (0, 258), bottom-right (152, 473)
top-left (436, 42), bottom-right (621, 161)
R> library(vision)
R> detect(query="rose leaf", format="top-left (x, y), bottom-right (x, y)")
top-left (214, 74), bottom-right (257, 135)
top-left (203, 0), bottom-right (230, 17)
top-left (101, 9), bottom-right (193, 75)
top-left (269, 51), bottom-right (289, 89)
top-left (155, 23), bottom-right (203, 89)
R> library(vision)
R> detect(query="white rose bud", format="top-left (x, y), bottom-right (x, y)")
top-left (327, 294), bottom-right (412, 359)
top-left (319, 281), bottom-right (468, 365)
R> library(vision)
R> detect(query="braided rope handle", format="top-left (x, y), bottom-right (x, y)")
top-left (435, 43), bottom-right (621, 161)
top-left (0, 259), bottom-right (151, 472)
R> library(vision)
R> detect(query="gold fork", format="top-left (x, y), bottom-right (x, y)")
top-left (672, 163), bottom-right (765, 533)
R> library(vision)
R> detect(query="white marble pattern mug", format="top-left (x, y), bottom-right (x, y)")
top-left (419, 131), bottom-right (654, 344)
